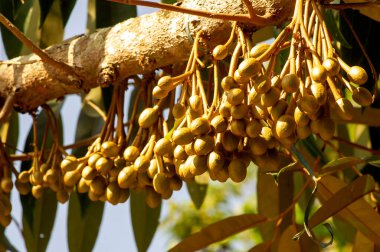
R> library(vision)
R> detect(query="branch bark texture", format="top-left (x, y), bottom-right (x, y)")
top-left (0, 0), bottom-right (294, 111)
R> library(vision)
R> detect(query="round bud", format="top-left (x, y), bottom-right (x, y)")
top-left (169, 176), bottom-right (183, 191)
top-left (63, 170), bottom-right (81, 187)
top-left (123, 146), bottom-right (140, 162)
top-left (268, 99), bottom-right (288, 121)
top-left (246, 119), bottom-right (262, 138)
top-left (275, 115), bottom-right (296, 139)
top-left (297, 125), bottom-right (312, 139)
top-left (77, 178), bottom-right (90, 193)
top-left (207, 151), bottom-right (226, 173)
top-left (322, 58), bottom-right (340, 76)
top-left (248, 137), bottom-right (267, 156)
top-left (219, 102), bottom-right (231, 117)
top-left (118, 166), bottom-right (137, 189)
top-left (153, 173), bottom-right (170, 195)
top-left (261, 87), bottom-right (281, 107)
top-left (310, 65), bottom-right (327, 83)
top-left (172, 127), bottom-right (194, 145)
top-left (310, 83), bottom-right (327, 105)
top-left (118, 189), bottom-right (130, 203)
top-left (221, 76), bottom-right (237, 91)
top-left (15, 180), bottom-right (30, 195)
top-left (222, 131), bottom-right (240, 152)
top-left (210, 115), bottom-right (228, 133)
top-left (173, 145), bottom-right (187, 160)
top-left (212, 45), bottom-right (229, 60)
top-left (57, 190), bottom-right (69, 204)
top-left (106, 182), bottom-right (121, 205)
top-left (231, 103), bottom-right (248, 119)
top-left (190, 117), bottom-right (211, 135)
top-left (228, 158), bottom-right (247, 183)
top-left (60, 155), bottom-right (79, 172)
top-left (172, 103), bottom-right (186, 119)
top-left (82, 166), bottom-right (97, 180)
top-left (154, 138), bottom-right (173, 157)
top-left (32, 185), bottom-right (44, 199)
top-left (352, 87), bottom-right (372, 107)
top-left (248, 88), bottom-right (261, 105)
top-left (319, 117), bottom-right (335, 141)
top-left (348, 66), bottom-right (368, 85)
top-left (238, 58), bottom-right (261, 78)
top-left (134, 155), bottom-right (150, 173)
top-left (230, 119), bottom-right (246, 137)
top-left (1, 177), bottom-right (13, 193)
top-left (294, 106), bottom-right (310, 127)
top-left (95, 157), bottom-right (113, 173)
top-left (281, 73), bottom-right (299, 93)
top-left (18, 170), bottom-right (31, 183)
top-left (101, 141), bottom-right (119, 158)
top-left (189, 95), bottom-right (202, 112)
top-left (145, 187), bottom-right (161, 208)
top-left (194, 135), bottom-right (215, 156)
top-left (138, 107), bottom-right (159, 128)
top-left (157, 76), bottom-right (173, 90)
top-left (297, 95), bottom-right (319, 114)
top-left (190, 155), bottom-right (208, 176)
top-left (227, 88), bottom-right (245, 105)
top-left (152, 86), bottom-right (168, 99)
top-left (253, 74), bottom-right (271, 94)
top-left (90, 176), bottom-right (107, 196)
top-left (88, 153), bottom-right (102, 168)
top-left (250, 43), bottom-right (270, 58)
top-left (234, 69), bottom-right (250, 84)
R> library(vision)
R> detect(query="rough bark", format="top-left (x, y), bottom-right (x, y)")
top-left (0, 0), bottom-right (294, 112)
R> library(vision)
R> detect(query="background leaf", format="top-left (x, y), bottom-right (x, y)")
top-left (20, 103), bottom-right (62, 252)
top-left (317, 175), bottom-right (380, 245)
top-left (186, 180), bottom-right (207, 209)
top-left (131, 190), bottom-right (161, 252)
top-left (169, 214), bottom-right (267, 252)
top-left (309, 175), bottom-right (375, 228)
top-left (67, 191), bottom-right (104, 252)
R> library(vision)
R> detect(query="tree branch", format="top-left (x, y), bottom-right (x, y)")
top-left (0, 0), bottom-right (294, 112)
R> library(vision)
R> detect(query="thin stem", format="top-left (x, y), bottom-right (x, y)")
top-left (107, 0), bottom-right (272, 25)
top-left (332, 136), bottom-right (380, 156)
top-left (0, 14), bottom-right (80, 82)
top-left (341, 11), bottom-right (378, 99)
top-left (322, 2), bottom-right (380, 10)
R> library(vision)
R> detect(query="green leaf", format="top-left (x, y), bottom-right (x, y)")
top-left (1, 111), bottom-right (19, 155)
top-left (186, 180), bottom-right (207, 209)
top-left (22, 188), bottom-right (58, 252)
top-left (87, 0), bottom-right (137, 32)
top-left (131, 190), bottom-right (161, 252)
top-left (169, 214), bottom-right (267, 252)
top-left (0, 0), bottom-right (34, 58)
top-left (39, 0), bottom-right (63, 48)
top-left (319, 157), bottom-right (364, 176)
top-left (309, 175), bottom-right (375, 228)
top-left (1, 230), bottom-right (19, 252)
top-left (324, 10), bottom-right (351, 48)
top-left (248, 241), bottom-right (272, 252)
top-left (161, 0), bottom-right (177, 4)
top-left (60, 0), bottom-right (77, 26)
top-left (67, 89), bottom-right (105, 252)
top-left (38, 0), bottom-right (54, 27)
top-left (20, 103), bottom-right (62, 252)
top-left (67, 191), bottom-right (104, 252)
top-left (364, 156), bottom-right (380, 168)
top-left (316, 175), bottom-right (380, 245)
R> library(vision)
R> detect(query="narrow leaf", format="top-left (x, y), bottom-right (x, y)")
top-left (40, 0), bottom-right (64, 48)
top-left (278, 225), bottom-right (301, 252)
top-left (161, 0), bottom-right (176, 4)
top-left (38, 0), bottom-right (54, 27)
top-left (60, 0), bottom-right (77, 26)
top-left (309, 175), bottom-right (375, 228)
top-left (319, 157), bottom-right (364, 176)
top-left (67, 191), bottom-right (104, 252)
top-left (364, 156), bottom-right (380, 168)
top-left (316, 175), bottom-right (380, 245)
top-left (186, 180), bottom-right (207, 209)
top-left (169, 214), bottom-right (267, 252)
top-left (353, 231), bottom-right (376, 252)
top-left (324, 9), bottom-right (352, 48)
top-left (248, 241), bottom-right (272, 252)
top-left (131, 190), bottom-right (161, 252)
top-left (67, 90), bottom-right (105, 252)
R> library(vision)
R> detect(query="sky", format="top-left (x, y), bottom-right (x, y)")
top-left (0, 1), bottom-right (192, 252)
